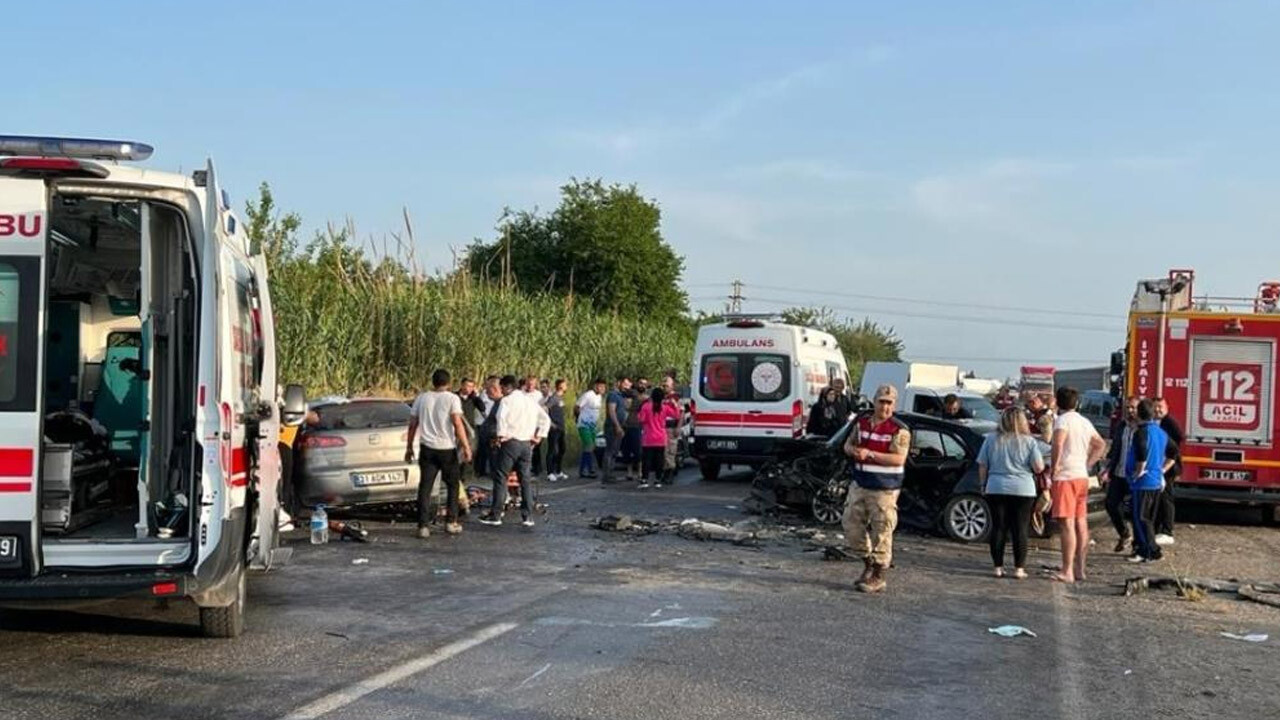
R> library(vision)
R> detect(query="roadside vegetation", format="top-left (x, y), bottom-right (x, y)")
top-left (245, 180), bottom-right (901, 397)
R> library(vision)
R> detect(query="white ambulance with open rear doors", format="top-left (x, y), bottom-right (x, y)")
top-left (0, 136), bottom-right (306, 637)
top-left (690, 315), bottom-right (848, 480)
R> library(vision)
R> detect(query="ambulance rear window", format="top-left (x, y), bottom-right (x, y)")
top-left (700, 353), bottom-right (790, 402)
top-left (0, 257), bottom-right (39, 411)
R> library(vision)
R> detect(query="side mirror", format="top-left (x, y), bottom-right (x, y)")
top-left (281, 384), bottom-right (307, 427)
top-left (1109, 350), bottom-right (1125, 377)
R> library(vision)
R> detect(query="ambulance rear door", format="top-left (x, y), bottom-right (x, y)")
top-left (694, 325), bottom-right (798, 449)
top-left (0, 177), bottom-right (48, 578)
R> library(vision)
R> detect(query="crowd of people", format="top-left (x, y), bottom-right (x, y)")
top-left (838, 383), bottom-right (1185, 593)
top-left (404, 370), bottom-right (686, 540)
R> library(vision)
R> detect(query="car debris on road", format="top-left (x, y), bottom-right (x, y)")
top-left (1123, 575), bottom-right (1280, 608)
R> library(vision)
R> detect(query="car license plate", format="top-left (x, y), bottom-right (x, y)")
top-left (706, 439), bottom-right (739, 451)
top-left (1201, 468), bottom-right (1253, 482)
top-left (0, 535), bottom-right (18, 563)
top-left (352, 471), bottom-right (405, 487)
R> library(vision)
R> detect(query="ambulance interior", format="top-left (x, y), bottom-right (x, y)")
top-left (42, 194), bottom-right (198, 542)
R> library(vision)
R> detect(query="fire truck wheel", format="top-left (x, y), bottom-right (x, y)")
top-left (1265, 505), bottom-right (1280, 527)
top-left (199, 564), bottom-right (247, 639)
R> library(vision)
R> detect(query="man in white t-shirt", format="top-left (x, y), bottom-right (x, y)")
top-left (406, 369), bottom-right (473, 539)
top-left (574, 378), bottom-right (607, 479)
top-left (1048, 386), bottom-right (1106, 583)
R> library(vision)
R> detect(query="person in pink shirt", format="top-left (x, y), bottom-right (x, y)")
top-left (637, 388), bottom-right (680, 489)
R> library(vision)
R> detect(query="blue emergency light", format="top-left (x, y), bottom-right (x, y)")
top-left (0, 135), bottom-right (153, 162)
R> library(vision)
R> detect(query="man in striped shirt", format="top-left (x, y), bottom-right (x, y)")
top-left (842, 384), bottom-right (911, 593)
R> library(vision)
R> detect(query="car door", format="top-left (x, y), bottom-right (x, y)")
top-left (0, 177), bottom-right (46, 577)
top-left (906, 427), bottom-right (970, 511)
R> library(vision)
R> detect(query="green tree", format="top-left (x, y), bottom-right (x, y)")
top-left (468, 178), bottom-right (688, 319)
top-left (243, 182), bottom-right (302, 260)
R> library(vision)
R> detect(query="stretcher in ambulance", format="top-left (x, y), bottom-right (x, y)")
top-left (0, 136), bottom-right (306, 637)
top-left (690, 316), bottom-right (849, 481)
top-left (1125, 269), bottom-right (1280, 524)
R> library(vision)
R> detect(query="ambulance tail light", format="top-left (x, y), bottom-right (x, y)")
top-left (151, 581), bottom-right (180, 597)
top-left (792, 399), bottom-right (804, 436)
top-left (689, 400), bottom-right (697, 432)
top-left (0, 135), bottom-right (153, 161)
top-left (302, 435), bottom-right (347, 449)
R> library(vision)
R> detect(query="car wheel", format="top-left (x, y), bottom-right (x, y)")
top-left (942, 494), bottom-right (991, 543)
top-left (811, 485), bottom-right (845, 526)
top-left (699, 459), bottom-right (721, 482)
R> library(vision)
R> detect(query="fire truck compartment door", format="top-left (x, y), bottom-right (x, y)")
top-left (1187, 337), bottom-right (1274, 446)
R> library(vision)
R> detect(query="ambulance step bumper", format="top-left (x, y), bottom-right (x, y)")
top-left (0, 571), bottom-right (192, 600)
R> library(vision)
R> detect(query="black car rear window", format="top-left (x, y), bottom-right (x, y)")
top-left (313, 401), bottom-right (411, 430)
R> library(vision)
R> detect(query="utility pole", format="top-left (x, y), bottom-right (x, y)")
top-left (727, 279), bottom-right (744, 314)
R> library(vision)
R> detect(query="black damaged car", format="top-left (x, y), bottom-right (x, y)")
top-left (747, 412), bottom-right (1002, 543)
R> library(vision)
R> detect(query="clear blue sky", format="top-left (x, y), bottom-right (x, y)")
top-left (9, 1), bottom-right (1280, 380)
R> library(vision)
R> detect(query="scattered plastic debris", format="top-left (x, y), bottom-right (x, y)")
top-left (1220, 632), bottom-right (1268, 643)
top-left (351, 558), bottom-right (370, 565)
top-left (432, 568), bottom-right (454, 575)
top-left (1124, 669), bottom-right (1133, 676)
top-left (988, 625), bottom-right (1037, 638)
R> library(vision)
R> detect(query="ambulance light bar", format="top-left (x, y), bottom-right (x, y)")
top-left (0, 135), bottom-right (153, 162)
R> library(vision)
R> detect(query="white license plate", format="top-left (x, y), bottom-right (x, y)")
top-left (706, 439), bottom-right (739, 451)
top-left (0, 535), bottom-right (17, 562)
top-left (352, 471), bottom-right (405, 487)
top-left (1201, 468), bottom-right (1253, 482)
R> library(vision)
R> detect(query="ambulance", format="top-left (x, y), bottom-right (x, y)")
top-left (0, 136), bottom-right (305, 637)
top-left (1124, 269), bottom-right (1280, 524)
top-left (690, 315), bottom-right (849, 480)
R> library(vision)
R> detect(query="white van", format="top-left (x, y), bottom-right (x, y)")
top-left (0, 136), bottom-right (305, 637)
top-left (689, 316), bottom-right (848, 480)
top-left (860, 361), bottom-right (998, 432)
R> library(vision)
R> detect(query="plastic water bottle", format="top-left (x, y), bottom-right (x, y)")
top-left (310, 504), bottom-right (329, 545)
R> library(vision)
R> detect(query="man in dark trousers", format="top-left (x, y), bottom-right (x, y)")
top-left (1126, 399), bottom-right (1170, 563)
top-left (405, 369), bottom-right (473, 539)
top-left (1153, 397), bottom-right (1183, 546)
top-left (1103, 397), bottom-right (1138, 553)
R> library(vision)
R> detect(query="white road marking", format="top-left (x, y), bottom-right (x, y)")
top-left (281, 622), bottom-right (518, 720)
top-left (534, 616), bottom-right (717, 629)
top-left (518, 662), bottom-right (553, 687)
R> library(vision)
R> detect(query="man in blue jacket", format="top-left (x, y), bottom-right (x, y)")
top-left (1126, 399), bottom-right (1169, 563)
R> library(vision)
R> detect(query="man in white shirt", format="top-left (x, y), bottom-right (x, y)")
top-left (574, 378), bottom-right (607, 479)
top-left (1049, 386), bottom-right (1106, 583)
top-left (406, 369), bottom-right (473, 539)
top-left (479, 375), bottom-right (551, 527)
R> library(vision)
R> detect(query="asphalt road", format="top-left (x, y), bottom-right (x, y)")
top-left (1, 466), bottom-right (1278, 720)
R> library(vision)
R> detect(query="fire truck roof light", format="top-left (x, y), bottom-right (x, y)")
top-left (0, 135), bottom-right (153, 162)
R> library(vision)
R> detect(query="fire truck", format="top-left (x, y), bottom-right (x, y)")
top-left (1124, 269), bottom-right (1280, 524)
top-left (1018, 365), bottom-right (1055, 404)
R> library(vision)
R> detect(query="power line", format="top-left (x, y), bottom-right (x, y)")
top-left (739, 296), bottom-right (1124, 334)
top-left (696, 282), bottom-right (1126, 321)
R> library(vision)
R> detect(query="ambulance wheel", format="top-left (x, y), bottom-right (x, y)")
top-left (699, 459), bottom-right (721, 482)
top-left (199, 564), bottom-right (247, 639)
